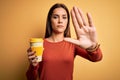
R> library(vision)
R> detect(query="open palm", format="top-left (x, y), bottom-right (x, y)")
top-left (64, 6), bottom-right (97, 49)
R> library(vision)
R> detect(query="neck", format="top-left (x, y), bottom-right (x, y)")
top-left (49, 33), bottom-right (64, 42)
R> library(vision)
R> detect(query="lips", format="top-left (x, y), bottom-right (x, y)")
top-left (57, 25), bottom-right (64, 28)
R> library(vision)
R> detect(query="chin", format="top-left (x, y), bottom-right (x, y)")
top-left (54, 29), bottom-right (65, 34)
top-left (57, 29), bottom-right (65, 33)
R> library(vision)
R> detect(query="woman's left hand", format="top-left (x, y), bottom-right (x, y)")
top-left (64, 6), bottom-right (98, 49)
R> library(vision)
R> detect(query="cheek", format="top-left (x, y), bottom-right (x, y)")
top-left (64, 20), bottom-right (68, 27)
top-left (51, 20), bottom-right (56, 27)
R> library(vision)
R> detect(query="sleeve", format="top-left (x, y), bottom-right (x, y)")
top-left (26, 62), bottom-right (42, 80)
top-left (75, 45), bottom-right (102, 62)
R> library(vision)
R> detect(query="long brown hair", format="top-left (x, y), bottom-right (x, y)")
top-left (44, 3), bottom-right (71, 38)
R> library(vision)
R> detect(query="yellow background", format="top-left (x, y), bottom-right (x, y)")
top-left (0, 0), bottom-right (120, 80)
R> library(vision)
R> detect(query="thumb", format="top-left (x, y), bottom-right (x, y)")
top-left (64, 38), bottom-right (80, 46)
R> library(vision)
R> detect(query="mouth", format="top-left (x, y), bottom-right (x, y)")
top-left (57, 25), bottom-right (64, 28)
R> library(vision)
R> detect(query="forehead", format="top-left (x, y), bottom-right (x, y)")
top-left (52, 8), bottom-right (67, 15)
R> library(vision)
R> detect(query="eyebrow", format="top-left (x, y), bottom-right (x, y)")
top-left (52, 14), bottom-right (67, 16)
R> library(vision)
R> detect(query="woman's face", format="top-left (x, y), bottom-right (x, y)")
top-left (51, 8), bottom-right (68, 34)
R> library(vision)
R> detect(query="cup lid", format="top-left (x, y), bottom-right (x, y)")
top-left (30, 38), bottom-right (43, 42)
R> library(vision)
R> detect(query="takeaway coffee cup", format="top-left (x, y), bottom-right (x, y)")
top-left (30, 38), bottom-right (44, 62)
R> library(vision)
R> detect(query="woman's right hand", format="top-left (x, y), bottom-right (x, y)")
top-left (27, 48), bottom-right (39, 67)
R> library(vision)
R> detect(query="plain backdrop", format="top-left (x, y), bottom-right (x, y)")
top-left (0, 0), bottom-right (120, 80)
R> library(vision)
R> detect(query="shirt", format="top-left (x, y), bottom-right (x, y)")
top-left (26, 39), bottom-right (102, 80)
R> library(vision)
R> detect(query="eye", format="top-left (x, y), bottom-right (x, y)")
top-left (63, 16), bottom-right (67, 19)
top-left (52, 15), bottom-right (58, 19)
top-left (63, 15), bottom-right (67, 19)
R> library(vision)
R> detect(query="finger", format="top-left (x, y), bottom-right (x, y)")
top-left (73, 6), bottom-right (84, 27)
top-left (28, 51), bottom-right (35, 56)
top-left (78, 8), bottom-right (87, 26)
top-left (71, 9), bottom-right (79, 30)
top-left (71, 9), bottom-right (80, 38)
top-left (82, 26), bottom-right (89, 33)
top-left (87, 12), bottom-right (94, 27)
top-left (64, 38), bottom-right (80, 46)
top-left (27, 47), bottom-right (32, 52)
top-left (31, 58), bottom-right (37, 63)
top-left (28, 55), bottom-right (36, 60)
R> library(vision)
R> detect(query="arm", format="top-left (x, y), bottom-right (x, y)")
top-left (26, 48), bottom-right (40, 80)
top-left (64, 6), bottom-right (103, 62)
top-left (26, 64), bottom-right (39, 80)
top-left (75, 45), bottom-right (102, 62)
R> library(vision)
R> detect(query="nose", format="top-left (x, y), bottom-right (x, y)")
top-left (58, 17), bottom-right (63, 24)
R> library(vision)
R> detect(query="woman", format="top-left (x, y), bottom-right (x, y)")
top-left (26, 3), bottom-right (102, 80)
